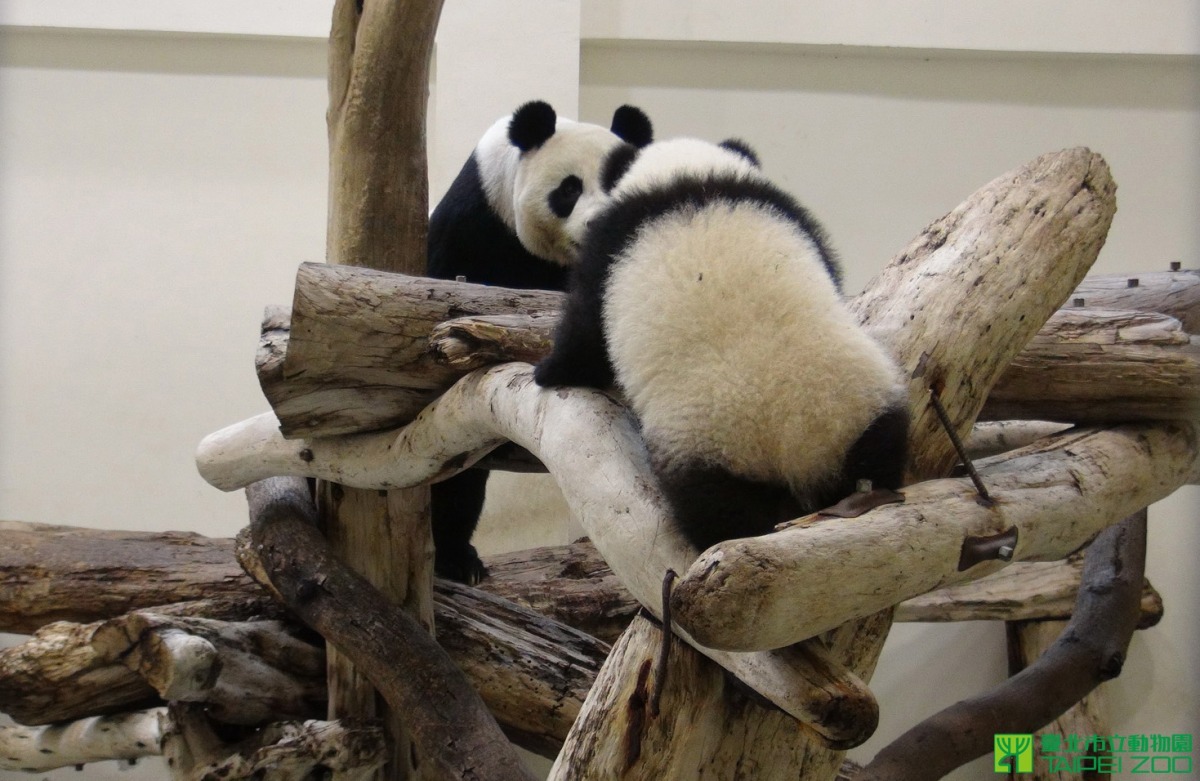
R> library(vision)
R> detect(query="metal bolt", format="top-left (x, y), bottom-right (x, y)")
top-left (1169, 261), bottom-right (1182, 272)
top-left (1073, 297), bottom-right (1085, 308)
top-left (997, 545), bottom-right (1015, 561)
top-left (1127, 278), bottom-right (1139, 288)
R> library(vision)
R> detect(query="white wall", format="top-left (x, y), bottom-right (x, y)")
top-left (1, 3), bottom-right (1197, 780)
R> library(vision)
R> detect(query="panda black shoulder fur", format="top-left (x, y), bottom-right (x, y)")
top-left (535, 137), bottom-right (909, 552)
top-left (426, 100), bottom-right (652, 583)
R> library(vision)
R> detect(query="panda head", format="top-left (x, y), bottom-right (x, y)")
top-left (475, 101), bottom-right (653, 265)
top-left (599, 136), bottom-right (763, 197)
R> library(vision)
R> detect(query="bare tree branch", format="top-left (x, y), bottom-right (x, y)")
top-left (854, 509), bottom-right (1148, 781)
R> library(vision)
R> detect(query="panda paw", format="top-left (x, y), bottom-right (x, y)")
top-left (534, 353), bottom-right (612, 390)
top-left (533, 356), bottom-right (569, 387)
top-left (435, 543), bottom-right (489, 586)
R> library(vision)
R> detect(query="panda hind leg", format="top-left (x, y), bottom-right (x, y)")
top-left (817, 404), bottom-right (910, 516)
top-left (431, 470), bottom-right (489, 585)
top-left (843, 405), bottom-right (910, 493)
top-left (654, 459), bottom-right (799, 553)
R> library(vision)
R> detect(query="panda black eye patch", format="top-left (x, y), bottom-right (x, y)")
top-left (548, 175), bottom-right (584, 218)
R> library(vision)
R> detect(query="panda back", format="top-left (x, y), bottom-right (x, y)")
top-left (600, 188), bottom-right (901, 494)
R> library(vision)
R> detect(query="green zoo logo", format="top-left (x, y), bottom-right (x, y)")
top-left (994, 734), bottom-right (1034, 773)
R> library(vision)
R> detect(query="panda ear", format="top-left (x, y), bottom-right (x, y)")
top-left (610, 105), bottom-right (653, 149)
top-left (509, 101), bottom-right (558, 152)
top-left (719, 138), bottom-right (761, 168)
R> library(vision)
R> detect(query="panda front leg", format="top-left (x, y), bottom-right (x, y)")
top-left (533, 279), bottom-right (615, 390)
top-left (653, 455), bottom-right (798, 554)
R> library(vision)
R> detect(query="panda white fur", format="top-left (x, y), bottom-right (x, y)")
top-left (534, 137), bottom-right (909, 552)
top-left (427, 100), bottom-right (652, 583)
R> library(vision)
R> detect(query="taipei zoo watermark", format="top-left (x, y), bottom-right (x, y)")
top-left (994, 732), bottom-right (1195, 775)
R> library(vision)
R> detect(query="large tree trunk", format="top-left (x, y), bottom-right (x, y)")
top-left (321, 2), bottom-right (445, 779)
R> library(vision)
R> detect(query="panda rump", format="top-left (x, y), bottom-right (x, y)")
top-left (536, 138), bottom-right (909, 552)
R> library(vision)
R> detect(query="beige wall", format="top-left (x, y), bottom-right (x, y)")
top-left (1, 4), bottom-right (1197, 779)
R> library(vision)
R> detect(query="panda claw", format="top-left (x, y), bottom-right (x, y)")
top-left (435, 545), bottom-right (489, 585)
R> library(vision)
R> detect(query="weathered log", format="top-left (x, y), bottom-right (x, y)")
top-left (672, 422), bottom-right (1197, 651)
top-left (0, 618), bottom-right (158, 725)
top-left (0, 520), bottom-right (271, 633)
top-left (323, 1), bottom-right (447, 778)
top-left (0, 519), bottom-right (1163, 643)
top-left (265, 265), bottom-right (560, 438)
top-left (1072, 267), bottom-right (1200, 331)
top-left (964, 420), bottom-right (1070, 460)
top-left (895, 553), bottom-right (1163, 627)
top-left (856, 510), bottom-right (1148, 781)
top-left (428, 312), bottom-right (558, 371)
top-left (1007, 619), bottom-right (1112, 781)
top-left (431, 580), bottom-right (608, 758)
top-left (548, 614), bottom-right (845, 781)
top-left (163, 704), bottom-right (385, 781)
top-left (475, 540), bottom-right (637, 643)
top-left (0, 708), bottom-right (167, 773)
top-left (982, 308), bottom-right (1200, 422)
top-left (252, 262), bottom-right (1192, 442)
top-left (243, 477), bottom-right (537, 781)
top-left (0, 611), bottom-right (324, 727)
top-left (203, 365), bottom-right (880, 747)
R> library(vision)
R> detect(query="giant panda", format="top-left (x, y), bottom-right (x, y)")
top-left (427, 100), bottom-right (653, 583)
top-left (534, 137), bottom-right (909, 553)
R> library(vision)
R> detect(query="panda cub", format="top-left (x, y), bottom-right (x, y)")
top-left (427, 100), bottom-right (652, 583)
top-left (535, 137), bottom-right (909, 552)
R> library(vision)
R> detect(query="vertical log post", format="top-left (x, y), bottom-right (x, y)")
top-left (322, 1), bottom-right (444, 778)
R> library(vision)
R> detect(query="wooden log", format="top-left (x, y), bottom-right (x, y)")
top-left (895, 554), bottom-right (1163, 627)
top-left (243, 477), bottom-right (537, 781)
top-left (856, 511), bottom-right (1148, 781)
top-left (1007, 619), bottom-right (1112, 781)
top-left (0, 708), bottom-right (167, 773)
top-left (0, 620), bottom-right (158, 725)
top-left (431, 580), bottom-right (608, 758)
top-left (964, 420), bottom-right (1070, 460)
top-left (0, 519), bottom-right (1163, 642)
top-left (252, 262), bottom-right (1192, 442)
top-left (0, 611), bottom-right (324, 727)
top-left (428, 312), bottom-right (558, 371)
top-left (0, 520), bottom-right (270, 633)
top-left (163, 704), bottom-right (385, 781)
top-left (672, 422), bottom-right (1197, 652)
top-left (0, 570), bottom-right (604, 759)
top-left (982, 308), bottom-right (1200, 422)
top-left (203, 365), bottom-right (881, 747)
top-left (322, 1), bottom-right (447, 777)
top-left (476, 540), bottom-right (637, 644)
top-left (266, 266), bottom-right (561, 438)
top-left (548, 614), bottom-right (844, 781)
top-left (1072, 267), bottom-right (1200, 331)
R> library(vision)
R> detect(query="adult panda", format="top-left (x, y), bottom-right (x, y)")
top-left (534, 137), bottom-right (909, 553)
top-left (428, 100), bottom-right (653, 583)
